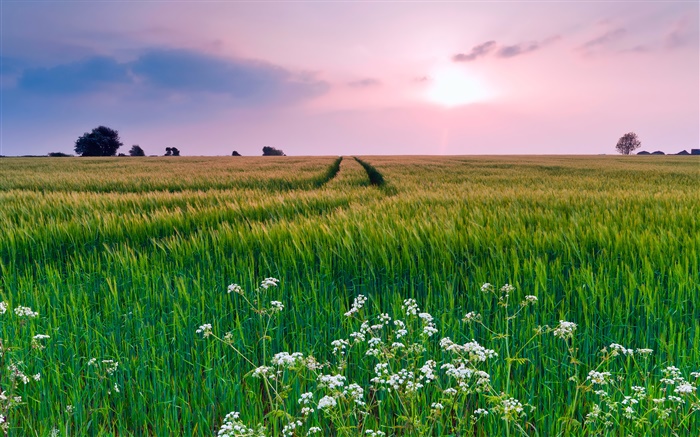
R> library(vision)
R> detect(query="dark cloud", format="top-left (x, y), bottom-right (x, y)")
top-left (347, 78), bottom-right (381, 88)
top-left (496, 35), bottom-right (560, 59)
top-left (18, 56), bottom-right (131, 94)
top-left (452, 41), bottom-right (496, 62)
top-left (455, 36), bottom-right (559, 62)
top-left (14, 49), bottom-right (328, 105)
top-left (131, 49), bottom-right (328, 104)
top-left (497, 42), bottom-right (540, 58)
top-left (578, 28), bottom-right (626, 52)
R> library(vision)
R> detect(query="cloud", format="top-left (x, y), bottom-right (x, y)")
top-left (664, 17), bottom-right (694, 49)
top-left (454, 36), bottom-right (559, 62)
top-left (496, 35), bottom-right (561, 59)
top-left (347, 78), bottom-right (382, 88)
top-left (131, 49), bottom-right (328, 104)
top-left (577, 28), bottom-right (626, 52)
top-left (18, 56), bottom-right (131, 94)
top-left (15, 49), bottom-right (329, 105)
top-left (452, 41), bottom-right (496, 62)
top-left (497, 42), bottom-right (540, 58)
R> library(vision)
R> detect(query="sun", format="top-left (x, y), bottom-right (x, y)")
top-left (424, 66), bottom-right (494, 108)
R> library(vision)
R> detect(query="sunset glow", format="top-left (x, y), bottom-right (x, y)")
top-left (424, 66), bottom-right (495, 107)
top-left (0, 2), bottom-right (697, 155)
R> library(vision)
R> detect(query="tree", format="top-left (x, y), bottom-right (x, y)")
top-left (262, 146), bottom-right (285, 156)
top-left (616, 132), bottom-right (641, 155)
top-left (164, 147), bottom-right (181, 156)
top-left (129, 145), bottom-right (146, 156)
top-left (74, 126), bottom-right (123, 156)
top-left (232, 151), bottom-right (242, 156)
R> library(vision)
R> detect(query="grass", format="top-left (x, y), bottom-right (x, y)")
top-left (0, 155), bottom-right (698, 435)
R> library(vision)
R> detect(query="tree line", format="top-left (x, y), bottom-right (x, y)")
top-left (71, 126), bottom-right (285, 157)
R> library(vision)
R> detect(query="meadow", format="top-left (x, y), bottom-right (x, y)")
top-left (0, 155), bottom-right (698, 436)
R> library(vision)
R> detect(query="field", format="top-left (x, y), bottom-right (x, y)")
top-left (1, 155), bottom-right (698, 436)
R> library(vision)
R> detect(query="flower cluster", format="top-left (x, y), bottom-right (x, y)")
top-left (217, 411), bottom-right (265, 437)
top-left (344, 294), bottom-right (367, 317)
top-left (202, 278), bottom-right (698, 437)
top-left (552, 320), bottom-right (578, 340)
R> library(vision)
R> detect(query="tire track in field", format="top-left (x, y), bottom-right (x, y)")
top-left (353, 157), bottom-right (386, 186)
top-left (312, 156), bottom-right (343, 187)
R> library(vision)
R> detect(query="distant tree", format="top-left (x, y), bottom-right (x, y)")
top-left (118, 153), bottom-right (127, 157)
top-left (262, 146), bottom-right (285, 156)
top-left (129, 145), bottom-right (146, 156)
top-left (165, 147), bottom-right (181, 156)
top-left (232, 150), bottom-right (242, 156)
top-left (48, 152), bottom-right (72, 157)
top-left (615, 132), bottom-right (641, 155)
top-left (74, 126), bottom-right (123, 156)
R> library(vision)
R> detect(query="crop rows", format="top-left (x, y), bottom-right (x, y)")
top-left (0, 155), bottom-right (697, 435)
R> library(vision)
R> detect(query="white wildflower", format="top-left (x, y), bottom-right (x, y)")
top-left (102, 360), bottom-right (119, 375)
top-left (270, 301), bottom-right (284, 312)
top-left (13, 306), bottom-right (38, 318)
top-left (403, 298), bottom-right (419, 315)
top-left (331, 339), bottom-right (349, 355)
top-left (623, 406), bottom-right (635, 419)
top-left (196, 324), bottom-right (213, 337)
top-left (345, 295), bottom-right (367, 317)
top-left (675, 383), bottom-right (696, 394)
top-left (317, 395), bottom-right (337, 410)
top-left (586, 370), bottom-right (612, 385)
top-left (553, 320), bottom-right (577, 339)
top-left (344, 383), bottom-right (365, 405)
top-left (260, 277), bottom-right (279, 289)
top-left (252, 366), bottom-right (273, 378)
top-left (282, 420), bottom-right (303, 436)
top-left (318, 374), bottom-right (346, 390)
top-left (271, 352), bottom-right (304, 367)
top-left (500, 397), bottom-right (524, 419)
top-left (463, 311), bottom-right (481, 323)
top-left (298, 392), bottom-right (313, 404)
top-left (608, 343), bottom-right (634, 356)
top-left (227, 283), bottom-right (243, 294)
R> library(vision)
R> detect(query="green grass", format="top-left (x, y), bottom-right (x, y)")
top-left (0, 155), bottom-right (698, 435)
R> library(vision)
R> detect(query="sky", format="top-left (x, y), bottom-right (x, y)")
top-left (1, 1), bottom-right (698, 156)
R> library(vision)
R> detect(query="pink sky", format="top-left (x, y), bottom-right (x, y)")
top-left (1, 1), bottom-right (698, 156)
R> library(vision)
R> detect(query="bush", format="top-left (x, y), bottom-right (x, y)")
top-left (262, 146), bottom-right (285, 156)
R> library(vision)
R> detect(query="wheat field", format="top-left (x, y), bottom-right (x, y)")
top-left (0, 155), bottom-right (698, 435)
